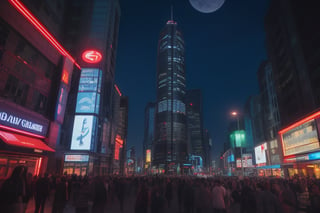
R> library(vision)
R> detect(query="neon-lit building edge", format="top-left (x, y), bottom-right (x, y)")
top-left (59, 0), bottom-right (123, 176)
top-left (279, 110), bottom-right (320, 178)
top-left (0, 0), bottom-right (80, 178)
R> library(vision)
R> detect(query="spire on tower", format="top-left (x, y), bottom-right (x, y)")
top-left (167, 5), bottom-right (177, 25)
top-left (171, 5), bottom-right (173, 21)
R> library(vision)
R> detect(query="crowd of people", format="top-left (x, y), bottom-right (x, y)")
top-left (0, 166), bottom-right (320, 213)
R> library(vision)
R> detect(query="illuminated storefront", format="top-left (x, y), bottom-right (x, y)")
top-left (0, 102), bottom-right (54, 179)
top-left (279, 111), bottom-right (320, 178)
top-left (63, 154), bottom-right (92, 176)
top-left (255, 142), bottom-right (283, 177)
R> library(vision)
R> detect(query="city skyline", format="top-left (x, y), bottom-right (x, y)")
top-left (116, 0), bottom-right (269, 159)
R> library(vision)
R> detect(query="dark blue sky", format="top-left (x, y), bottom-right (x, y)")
top-left (115, 0), bottom-right (269, 159)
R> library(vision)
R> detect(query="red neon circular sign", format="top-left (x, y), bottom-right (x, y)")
top-left (82, 50), bottom-right (102, 64)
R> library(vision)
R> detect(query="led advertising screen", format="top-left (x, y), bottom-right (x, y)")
top-left (281, 119), bottom-right (319, 156)
top-left (255, 143), bottom-right (267, 164)
top-left (146, 149), bottom-right (151, 163)
top-left (242, 154), bottom-right (253, 167)
top-left (78, 68), bottom-right (102, 92)
top-left (70, 115), bottom-right (96, 150)
top-left (75, 92), bottom-right (100, 114)
top-left (230, 130), bottom-right (246, 148)
top-left (227, 154), bottom-right (235, 162)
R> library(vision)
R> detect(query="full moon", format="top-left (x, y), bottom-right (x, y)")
top-left (189, 0), bottom-right (225, 13)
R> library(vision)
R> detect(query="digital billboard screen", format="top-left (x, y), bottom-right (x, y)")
top-left (255, 143), bottom-right (267, 164)
top-left (78, 68), bottom-right (102, 92)
top-left (230, 130), bottom-right (246, 148)
top-left (281, 119), bottom-right (319, 156)
top-left (70, 115), bottom-right (96, 150)
top-left (75, 92), bottom-right (100, 114)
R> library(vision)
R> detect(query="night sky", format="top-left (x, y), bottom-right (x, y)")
top-left (115, 0), bottom-right (269, 160)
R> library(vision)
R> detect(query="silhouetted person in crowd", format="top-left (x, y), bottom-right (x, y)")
top-left (21, 170), bottom-right (33, 213)
top-left (92, 176), bottom-right (107, 213)
top-left (165, 179), bottom-right (173, 208)
top-left (309, 182), bottom-right (320, 213)
top-left (34, 173), bottom-right (50, 213)
top-left (212, 179), bottom-right (226, 213)
top-left (256, 182), bottom-right (281, 213)
top-left (240, 181), bottom-right (256, 213)
top-left (52, 176), bottom-right (67, 213)
top-left (0, 165), bottom-right (27, 213)
top-left (178, 179), bottom-right (184, 213)
top-left (73, 176), bottom-right (91, 213)
top-left (151, 184), bottom-right (166, 213)
top-left (183, 181), bottom-right (195, 213)
top-left (134, 183), bottom-right (149, 213)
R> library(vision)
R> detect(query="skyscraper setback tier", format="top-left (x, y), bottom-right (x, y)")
top-left (153, 20), bottom-right (187, 173)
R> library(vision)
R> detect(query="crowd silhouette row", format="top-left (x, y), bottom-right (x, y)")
top-left (0, 165), bottom-right (320, 213)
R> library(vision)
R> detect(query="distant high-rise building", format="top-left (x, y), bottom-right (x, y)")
top-left (118, 96), bottom-right (128, 175)
top-left (203, 129), bottom-right (212, 171)
top-left (265, 0), bottom-right (320, 127)
top-left (143, 102), bottom-right (156, 168)
top-left (153, 18), bottom-right (187, 173)
top-left (186, 90), bottom-right (204, 163)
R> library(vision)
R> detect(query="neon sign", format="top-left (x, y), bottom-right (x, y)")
top-left (0, 104), bottom-right (49, 137)
top-left (82, 50), bottom-right (102, 64)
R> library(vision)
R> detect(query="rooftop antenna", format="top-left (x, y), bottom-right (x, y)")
top-left (171, 5), bottom-right (173, 21)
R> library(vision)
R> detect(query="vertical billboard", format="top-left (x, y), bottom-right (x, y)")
top-left (146, 149), bottom-right (151, 163)
top-left (255, 143), bottom-right (267, 164)
top-left (76, 68), bottom-right (102, 114)
top-left (114, 135), bottom-right (123, 160)
top-left (70, 115), bottom-right (96, 150)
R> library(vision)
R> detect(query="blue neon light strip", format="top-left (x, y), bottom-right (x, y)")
top-left (257, 164), bottom-right (281, 169)
top-left (308, 152), bottom-right (320, 160)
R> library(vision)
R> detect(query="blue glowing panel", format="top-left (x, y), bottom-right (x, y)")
top-left (75, 92), bottom-right (100, 114)
top-left (309, 152), bottom-right (320, 160)
top-left (78, 68), bottom-right (101, 92)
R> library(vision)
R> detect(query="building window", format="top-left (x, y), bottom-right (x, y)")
top-left (3, 75), bottom-right (29, 105)
top-left (32, 90), bottom-right (48, 115)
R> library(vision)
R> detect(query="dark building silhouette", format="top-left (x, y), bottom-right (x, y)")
top-left (143, 102), bottom-right (156, 170)
top-left (186, 89), bottom-right (205, 169)
top-left (118, 96), bottom-right (128, 175)
top-left (265, 0), bottom-right (320, 127)
top-left (257, 61), bottom-right (281, 141)
top-left (153, 18), bottom-right (187, 173)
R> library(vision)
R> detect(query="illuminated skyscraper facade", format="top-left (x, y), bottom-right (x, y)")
top-left (153, 19), bottom-right (187, 173)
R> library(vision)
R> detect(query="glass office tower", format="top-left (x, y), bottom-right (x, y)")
top-left (153, 19), bottom-right (187, 173)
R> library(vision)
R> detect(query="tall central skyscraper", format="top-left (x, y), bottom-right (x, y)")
top-left (153, 18), bottom-right (187, 173)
